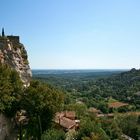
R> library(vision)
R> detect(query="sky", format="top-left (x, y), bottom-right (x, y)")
top-left (0, 0), bottom-right (140, 69)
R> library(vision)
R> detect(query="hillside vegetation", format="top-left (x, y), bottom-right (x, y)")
top-left (33, 69), bottom-right (140, 110)
top-left (33, 69), bottom-right (140, 139)
top-left (1, 65), bottom-right (140, 139)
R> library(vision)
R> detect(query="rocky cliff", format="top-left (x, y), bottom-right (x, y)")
top-left (0, 34), bottom-right (32, 87)
top-left (0, 32), bottom-right (32, 140)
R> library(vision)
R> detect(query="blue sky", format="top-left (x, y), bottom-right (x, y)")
top-left (0, 0), bottom-right (140, 69)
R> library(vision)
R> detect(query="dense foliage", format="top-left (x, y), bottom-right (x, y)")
top-left (1, 65), bottom-right (140, 139)
top-left (0, 63), bottom-right (22, 113)
top-left (21, 80), bottom-right (64, 139)
top-left (42, 129), bottom-right (65, 140)
top-left (33, 69), bottom-right (140, 139)
top-left (33, 69), bottom-right (140, 110)
top-left (0, 64), bottom-right (64, 139)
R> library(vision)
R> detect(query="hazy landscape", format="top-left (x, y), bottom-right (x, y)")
top-left (1, 0), bottom-right (140, 140)
top-left (32, 68), bottom-right (140, 139)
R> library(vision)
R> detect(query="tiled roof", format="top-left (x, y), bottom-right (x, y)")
top-left (59, 117), bottom-right (76, 129)
top-left (65, 111), bottom-right (75, 119)
top-left (54, 111), bottom-right (79, 130)
top-left (108, 102), bottom-right (128, 108)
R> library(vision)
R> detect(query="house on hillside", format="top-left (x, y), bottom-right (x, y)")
top-left (108, 101), bottom-right (129, 109)
top-left (54, 111), bottom-right (80, 131)
top-left (65, 111), bottom-right (76, 120)
top-left (88, 107), bottom-right (102, 115)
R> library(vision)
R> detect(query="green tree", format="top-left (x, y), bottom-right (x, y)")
top-left (65, 103), bottom-right (87, 118)
top-left (41, 129), bottom-right (65, 140)
top-left (21, 80), bottom-right (64, 139)
top-left (118, 114), bottom-right (140, 139)
top-left (109, 119), bottom-right (122, 139)
top-left (0, 63), bottom-right (22, 113)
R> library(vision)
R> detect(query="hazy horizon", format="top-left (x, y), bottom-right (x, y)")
top-left (32, 68), bottom-right (129, 70)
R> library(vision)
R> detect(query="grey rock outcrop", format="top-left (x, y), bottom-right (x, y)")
top-left (0, 114), bottom-right (17, 140)
top-left (0, 35), bottom-right (32, 87)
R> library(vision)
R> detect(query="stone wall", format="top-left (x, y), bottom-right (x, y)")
top-left (7, 36), bottom-right (20, 44)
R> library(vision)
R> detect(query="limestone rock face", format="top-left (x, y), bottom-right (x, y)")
top-left (0, 36), bottom-right (32, 87)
